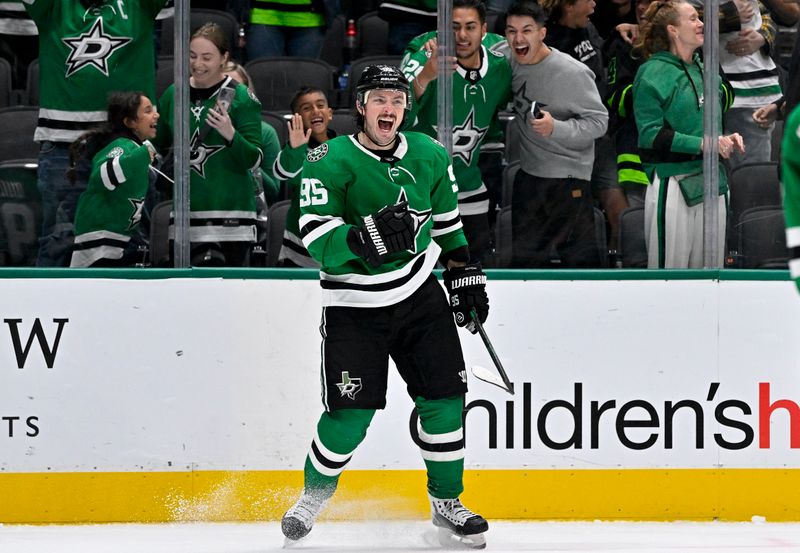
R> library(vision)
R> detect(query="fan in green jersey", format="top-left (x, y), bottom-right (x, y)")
top-left (280, 65), bottom-right (491, 550)
top-left (70, 91), bottom-right (159, 268)
top-left (24, 0), bottom-right (167, 267)
top-left (154, 23), bottom-right (263, 267)
top-left (401, 0), bottom-right (512, 264)
top-left (783, 105), bottom-right (800, 293)
top-left (272, 86), bottom-right (336, 268)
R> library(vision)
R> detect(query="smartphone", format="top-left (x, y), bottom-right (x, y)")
top-left (529, 101), bottom-right (543, 120)
top-left (216, 86), bottom-right (235, 113)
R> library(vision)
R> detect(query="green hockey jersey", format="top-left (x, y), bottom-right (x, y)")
top-left (783, 105), bottom-right (800, 292)
top-left (300, 132), bottom-right (467, 307)
top-left (401, 31), bottom-right (511, 216)
top-left (155, 77), bottom-right (263, 243)
top-left (24, 0), bottom-right (166, 143)
top-left (71, 136), bottom-right (151, 267)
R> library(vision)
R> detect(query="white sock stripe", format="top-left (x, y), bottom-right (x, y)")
top-left (418, 426), bottom-right (463, 445)
top-left (308, 451), bottom-right (346, 477)
top-left (313, 431), bottom-right (353, 463)
top-left (420, 448), bottom-right (465, 462)
top-left (790, 258), bottom-right (800, 278)
top-left (786, 226), bottom-right (800, 248)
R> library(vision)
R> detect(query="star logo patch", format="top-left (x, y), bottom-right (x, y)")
top-left (451, 107), bottom-right (488, 166)
top-left (336, 371), bottom-right (363, 400)
top-left (62, 18), bottom-right (133, 78)
top-left (395, 188), bottom-right (431, 254)
top-left (189, 128), bottom-right (225, 178)
top-left (128, 198), bottom-right (144, 230)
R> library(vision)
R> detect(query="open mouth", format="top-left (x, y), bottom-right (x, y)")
top-left (514, 45), bottom-right (530, 57)
top-left (377, 117), bottom-right (394, 132)
top-left (311, 116), bottom-right (324, 126)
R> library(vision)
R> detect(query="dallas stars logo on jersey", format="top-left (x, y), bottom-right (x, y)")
top-left (190, 128), bottom-right (225, 178)
top-left (446, 107), bottom-right (489, 166)
top-left (336, 371), bottom-right (363, 400)
top-left (62, 18), bottom-right (132, 78)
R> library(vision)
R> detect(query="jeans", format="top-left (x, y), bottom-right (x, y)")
top-left (35, 141), bottom-right (90, 267)
top-left (246, 25), bottom-right (325, 60)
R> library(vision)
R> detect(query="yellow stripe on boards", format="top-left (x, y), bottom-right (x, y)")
top-left (2, 469), bottom-right (800, 523)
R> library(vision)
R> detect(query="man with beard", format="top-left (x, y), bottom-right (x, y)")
top-left (401, 0), bottom-right (512, 264)
top-left (280, 64), bottom-right (490, 549)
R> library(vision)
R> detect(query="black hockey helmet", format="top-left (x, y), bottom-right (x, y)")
top-left (355, 64), bottom-right (411, 108)
top-left (354, 64), bottom-right (412, 132)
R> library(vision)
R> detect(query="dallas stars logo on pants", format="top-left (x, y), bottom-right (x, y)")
top-left (336, 371), bottom-right (363, 400)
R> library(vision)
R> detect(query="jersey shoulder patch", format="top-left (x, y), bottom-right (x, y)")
top-left (107, 146), bottom-right (124, 159)
top-left (307, 143), bottom-right (329, 163)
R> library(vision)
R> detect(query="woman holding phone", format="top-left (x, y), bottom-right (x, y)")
top-left (154, 23), bottom-right (263, 266)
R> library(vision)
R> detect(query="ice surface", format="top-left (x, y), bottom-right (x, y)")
top-left (2, 520), bottom-right (800, 553)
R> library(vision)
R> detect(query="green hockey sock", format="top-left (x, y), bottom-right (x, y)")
top-left (303, 408), bottom-right (376, 497)
top-left (414, 395), bottom-right (465, 499)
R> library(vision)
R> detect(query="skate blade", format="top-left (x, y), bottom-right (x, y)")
top-left (437, 527), bottom-right (487, 549)
top-left (282, 535), bottom-right (307, 549)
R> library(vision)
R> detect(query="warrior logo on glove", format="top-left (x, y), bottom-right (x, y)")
top-left (443, 263), bottom-right (489, 334)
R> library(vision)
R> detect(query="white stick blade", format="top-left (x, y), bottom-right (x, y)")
top-left (471, 365), bottom-right (511, 392)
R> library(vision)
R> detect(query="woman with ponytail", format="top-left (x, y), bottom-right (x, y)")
top-left (633, 0), bottom-right (742, 268)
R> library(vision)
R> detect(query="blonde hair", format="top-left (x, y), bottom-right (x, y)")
top-left (191, 22), bottom-right (230, 57)
top-left (224, 61), bottom-right (254, 92)
top-left (633, 0), bottom-right (685, 59)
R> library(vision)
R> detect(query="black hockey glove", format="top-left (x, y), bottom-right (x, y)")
top-left (443, 263), bottom-right (489, 334)
top-left (348, 202), bottom-right (415, 268)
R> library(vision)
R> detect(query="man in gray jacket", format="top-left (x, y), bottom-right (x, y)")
top-left (505, 0), bottom-right (608, 268)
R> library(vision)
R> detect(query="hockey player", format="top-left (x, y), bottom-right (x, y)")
top-left (272, 87), bottom-right (335, 267)
top-left (784, 105), bottom-right (800, 294)
top-left (280, 65), bottom-right (490, 549)
top-left (70, 92), bottom-right (159, 267)
top-left (401, 0), bottom-right (512, 264)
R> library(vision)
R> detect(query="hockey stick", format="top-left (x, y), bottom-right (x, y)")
top-left (470, 311), bottom-right (514, 395)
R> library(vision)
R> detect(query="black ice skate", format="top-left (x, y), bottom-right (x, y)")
top-left (281, 490), bottom-right (328, 543)
top-left (429, 495), bottom-right (489, 549)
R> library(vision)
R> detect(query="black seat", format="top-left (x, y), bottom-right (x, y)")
top-left (492, 205), bottom-right (512, 268)
top-left (149, 200), bottom-right (172, 267)
top-left (0, 159), bottom-right (40, 266)
top-left (344, 55), bottom-right (403, 108)
top-left (594, 207), bottom-right (608, 268)
top-left (159, 9), bottom-right (238, 57)
top-left (736, 206), bottom-right (789, 269)
top-left (155, 55), bottom-right (175, 99)
top-left (0, 58), bottom-right (13, 108)
top-left (0, 107), bottom-right (39, 161)
top-left (727, 161), bottom-right (781, 254)
top-left (262, 111), bottom-right (288, 148)
top-left (330, 109), bottom-right (357, 137)
top-left (356, 11), bottom-right (389, 58)
top-left (266, 199), bottom-right (291, 267)
top-left (618, 205), bottom-right (647, 268)
top-left (25, 58), bottom-right (38, 106)
top-left (245, 57), bottom-right (336, 111)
